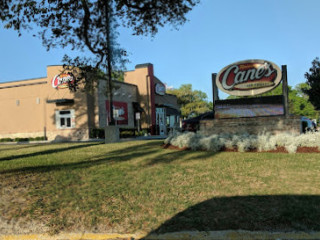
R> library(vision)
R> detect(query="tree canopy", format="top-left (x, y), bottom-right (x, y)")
top-left (0, 0), bottom-right (199, 69)
top-left (0, 0), bottom-right (200, 80)
top-left (1, 0), bottom-right (200, 125)
top-left (304, 57), bottom-right (320, 110)
top-left (167, 84), bottom-right (212, 118)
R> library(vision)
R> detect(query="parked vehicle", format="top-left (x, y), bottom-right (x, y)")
top-left (182, 111), bottom-right (214, 132)
top-left (301, 116), bottom-right (316, 133)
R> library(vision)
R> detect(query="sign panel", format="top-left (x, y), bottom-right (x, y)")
top-left (106, 101), bottom-right (128, 125)
top-left (155, 83), bottom-right (166, 95)
top-left (216, 59), bottom-right (282, 96)
top-left (215, 104), bottom-right (284, 118)
top-left (214, 95), bottom-right (284, 118)
top-left (52, 73), bottom-right (75, 89)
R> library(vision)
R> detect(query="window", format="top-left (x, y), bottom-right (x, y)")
top-left (55, 110), bottom-right (75, 129)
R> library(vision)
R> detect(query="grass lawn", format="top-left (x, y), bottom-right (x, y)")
top-left (0, 140), bottom-right (320, 234)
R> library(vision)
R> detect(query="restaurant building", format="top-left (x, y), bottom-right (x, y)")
top-left (0, 63), bottom-right (180, 141)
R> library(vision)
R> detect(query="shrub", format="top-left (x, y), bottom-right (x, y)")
top-left (90, 128), bottom-right (105, 139)
top-left (170, 132), bottom-right (203, 150)
top-left (199, 135), bottom-right (224, 152)
top-left (90, 128), bottom-right (144, 139)
top-left (0, 138), bottom-right (14, 142)
top-left (120, 129), bottom-right (135, 138)
top-left (14, 138), bottom-right (29, 142)
top-left (165, 131), bottom-right (320, 153)
top-left (0, 136), bottom-right (47, 142)
top-left (34, 136), bottom-right (47, 141)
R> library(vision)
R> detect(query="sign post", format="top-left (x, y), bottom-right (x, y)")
top-left (281, 65), bottom-right (289, 117)
top-left (212, 73), bottom-right (218, 118)
top-left (136, 112), bottom-right (141, 132)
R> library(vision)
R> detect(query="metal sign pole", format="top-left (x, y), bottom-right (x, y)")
top-left (212, 73), bottom-right (219, 119)
top-left (281, 65), bottom-right (289, 117)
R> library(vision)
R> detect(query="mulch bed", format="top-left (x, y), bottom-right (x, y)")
top-left (162, 144), bottom-right (320, 153)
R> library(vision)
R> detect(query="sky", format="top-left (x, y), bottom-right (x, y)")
top-left (1, 0), bottom-right (320, 100)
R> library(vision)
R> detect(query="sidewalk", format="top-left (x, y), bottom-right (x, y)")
top-left (134, 135), bottom-right (167, 140)
top-left (0, 135), bottom-right (167, 145)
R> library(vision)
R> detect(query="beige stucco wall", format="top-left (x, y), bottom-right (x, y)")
top-left (0, 66), bottom-right (97, 141)
top-left (0, 78), bottom-right (47, 135)
top-left (0, 63), bottom-right (180, 140)
top-left (124, 64), bottom-right (180, 132)
top-left (124, 66), bottom-right (153, 129)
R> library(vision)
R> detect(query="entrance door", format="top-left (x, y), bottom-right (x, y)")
top-left (156, 108), bottom-right (166, 135)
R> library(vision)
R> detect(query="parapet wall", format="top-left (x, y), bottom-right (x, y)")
top-left (199, 115), bottom-right (301, 136)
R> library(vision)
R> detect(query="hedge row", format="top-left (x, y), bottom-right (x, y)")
top-left (165, 131), bottom-right (320, 154)
top-left (0, 136), bottom-right (47, 143)
top-left (90, 128), bottom-right (148, 139)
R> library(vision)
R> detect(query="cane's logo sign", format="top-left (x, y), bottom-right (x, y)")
top-left (216, 60), bottom-right (282, 96)
top-left (51, 73), bottom-right (75, 89)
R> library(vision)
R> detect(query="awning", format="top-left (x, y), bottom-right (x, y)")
top-left (166, 107), bottom-right (180, 116)
top-left (133, 102), bottom-right (145, 112)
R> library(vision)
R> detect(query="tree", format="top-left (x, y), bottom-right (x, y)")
top-left (167, 84), bottom-right (211, 118)
top-left (304, 57), bottom-right (320, 110)
top-left (289, 85), bottom-right (317, 119)
top-left (0, 0), bottom-right (200, 125)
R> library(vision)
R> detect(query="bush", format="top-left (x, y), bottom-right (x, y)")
top-left (0, 136), bottom-right (47, 143)
top-left (90, 128), bottom-right (145, 139)
top-left (34, 136), bottom-right (47, 141)
top-left (120, 129), bottom-right (135, 138)
top-left (165, 131), bottom-right (320, 153)
top-left (199, 135), bottom-right (224, 152)
top-left (14, 138), bottom-right (29, 142)
top-left (0, 138), bottom-right (14, 142)
top-left (90, 128), bottom-right (105, 139)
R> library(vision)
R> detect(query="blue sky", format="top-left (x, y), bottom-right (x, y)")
top-left (1, 0), bottom-right (319, 100)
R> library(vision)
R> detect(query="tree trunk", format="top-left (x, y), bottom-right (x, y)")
top-left (105, 1), bottom-right (114, 126)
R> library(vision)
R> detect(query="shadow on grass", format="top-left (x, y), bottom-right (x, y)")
top-left (0, 141), bottom-right (161, 174)
top-left (0, 143), bottom-right (101, 162)
top-left (144, 195), bottom-right (320, 237)
top-left (145, 148), bottom-right (218, 166)
top-left (0, 141), bottom-right (220, 175)
top-left (0, 144), bottom-right (44, 152)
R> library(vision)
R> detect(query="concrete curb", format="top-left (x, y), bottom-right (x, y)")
top-left (2, 231), bottom-right (320, 240)
top-left (0, 233), bottom-right (142, 240)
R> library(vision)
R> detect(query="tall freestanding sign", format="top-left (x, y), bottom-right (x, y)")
top-left (201, 60), bottom-right (300, 136)
top-left (212, 59), bottom-right (289, 118)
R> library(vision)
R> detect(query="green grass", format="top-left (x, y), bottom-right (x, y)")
top-left (0, 141), bottom-right (320, 234)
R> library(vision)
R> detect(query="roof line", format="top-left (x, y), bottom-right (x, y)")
top-left (0, 76), bottom-right (47, 85)
top-left (0, 81), bottom-right (47, 89)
